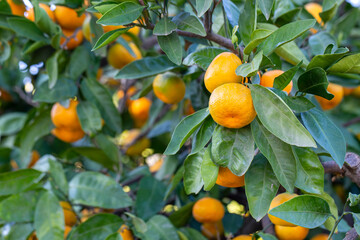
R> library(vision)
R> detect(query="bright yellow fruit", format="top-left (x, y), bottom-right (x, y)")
top-left (54, 6), bottom-right (86, 30)
top-left (153, 72), bottom-right (186, 104)
top-left (268, 193), bottom-right (298, 227)
top-left (260, 70), bottom-right (293, 94)
top-left (216, 167), bottom-right (245, 188)
top-left (275, 225), bottom-right (309, 240)
top-left (315, 83), bottom-right (344, 110)
top-left (107, 43), bottom-right (142, 69)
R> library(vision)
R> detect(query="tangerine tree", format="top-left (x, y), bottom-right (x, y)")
top-left (1, 0), bottom-right (360, 239)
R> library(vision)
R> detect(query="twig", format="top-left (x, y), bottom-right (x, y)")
top-left (60, 27), bottom-right (82, 50)
top-left (13, 86), bottom-right (39, 107)
top-left (261, 215), bottom-right (275, 235)
top-left (343, 117), bottom-right (360, 127)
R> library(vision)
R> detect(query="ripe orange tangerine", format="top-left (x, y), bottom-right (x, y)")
top-left (315, 83), bottom-right (344, 110)
top-left (268, 193), bottom-right (298, 227)
top-left (216, 167), bottom-right (245, 188)
top-left (60, 28), bottom-right (84, 50)
top-left (153, 72), bottom-right (186, 104)
top-left (7, 0), bottom-right (25, 16)
top-left (275, 225), bottom-right (309, 240)
top-left (107, 43), bottom-right (142, 69)
top-left (192, 197), bottom-right (225, 223)
top-left (54, 6), bottom-right (86, 30)
top-left (260, 70), bottom-right (293, 94)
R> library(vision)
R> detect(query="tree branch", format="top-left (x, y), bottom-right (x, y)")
top-left (13, 86), bottom-right (39, 107)
top-left (343, 117), bottom-right (360, 127)
top-left (322, 152), bottom-right (360, 187)
top-left (344, 228), bottom-right (359, 240)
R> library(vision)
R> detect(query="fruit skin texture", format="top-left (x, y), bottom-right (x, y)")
top-left (54, 6), bottom-right (86, 30)
top-left (25, 3), bottom-right (55, 22)
top-left (118, 129), bottom-right (150, 156)
top-left (343, 87), bottom-right (354, 96)
top-left (107, 43), bottom-right (142, 69)
top-left (305, 3), bottom-right (323, 25)
top-left (128, 97), bottom-right (151, 124)
top-left (64, 226), bottom-right (72, 238)
top-left (60, 201), bottom-right (77, 226)
top-left (260, 70), bottom-right (293, 94)
top-left (268, 193), bottom-right (298, 227)
top-left (118, 225), bottom-right (134, 240)
top-left (60, 28), bottom-right (84, 50)
top-left (209, 83), bottom-right (256, 129)
top-left (192, 197), bottom-right (225, 223)
top-left (51, 100), bottom-right (82, 129)
top-left (204, 52), bottom-right (243, 93)
top-left (315, 83), bottom-right (344, 110)
top-left (310, 233), bottom-right (329, 240)
top-left (7, 0), bottom-right (25, 16)
top-left (275, 225), bottom-right (309, 240)
top-left (51, 128), bottom-right (85, 143)
top-left (153, 72), bottom-right (186, 104)
top-left (201, 221), bottom-right (224, 240)
top-left (233, 235), bottom-right (252, 240)
top-left (216, 167), bottom-right (245, 188)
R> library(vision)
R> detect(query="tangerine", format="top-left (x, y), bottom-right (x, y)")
top-left (260, 70), bottom-right (293, 94)
top-left (315, 83), bottom-right (344, 110)
top-left (107, 43), bottom-right (141, 69)
top-left (192, 197), bottom-right (225, 223)
top-left (268, 193), bottom-right (298, 227)
top-left (216, 167), bottom-right (245, 188)
top-left (153, 72), bottom-right (186, 104)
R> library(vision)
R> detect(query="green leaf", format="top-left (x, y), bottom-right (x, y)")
top-left (33, 77), bottom-right (78, 103)
top-left (312, 192), bottom-right (338, 231)
top-left (76, 101), bottom-right (102, 135)
top-left (81, 78), bottom-right (122, 133)
top-left (320, 0), bottom-right (343, 23)
top-left (68, 46), bottom-right (90, 79)
top-left (125, 212), bottom-right (148, 234)
top-left (69, 172), bottom-right (132, 209)
top-left (275, 94), bottom-right (315, 113)
top-left (33, 0), bottom-right (59, 35)
top-left (71, 147), bottom-right (117, 170)
top-left (172, 12), bottom-right (206, 37)
top-left (249, 84), bottom-right (316, 147)
top-left (178, 227), bottom-right (207, 240)
top-left (292, 147), bottom-right (324, 194)
top-left (307, 48), bottom-right (349, 70)
top-left (94, 134), bottom-right (120, 165)
top-left (258, 0), bottom-right (274, 20)
top-left (92, 28), bottom-right (129, 51)
top-left (212, 125), bottom-right (254, 176)
top-left (183, 47), bottom-right (227, 70)
top-left (153, 17), bottom-right (177, 36)
top-left (164, 108), bottom-right (209, 155)
top-left (297, 68), bottom-right (334, 100)
top-left (259, 19), bottom-right (315, 55)
top-left (144, 215), bottom-right (180, 240)
top-left (195, 0), bottom-right (212, 17)
top-left (0, 112), bottom-right (27, 136)
top-left (68, 214), bottom-right (123, 240)
top-left (245, 154), bottom-right (280, 221)
top-left (239, 0), bottom-right (257, 45)
top-left (0, 190), bottom-right (43, 222)
top-left (349, 193), bottom-right (360, 207)
top-left (7, 17), bottom-right (49, 42)
top-left (244, 29), bottom-right (273, 55)
top-left (169, 202), bottom-right (195, 228)
top-left (273, 61), bottom-right (301, 90)
top-left (97, 2), bottom-right (145, 26)
top-left (274, 41), bottom-right (309, 67)
top-left (328, 53), bottom-right (360, 74)
top-left (353, 213), bottom-right (360, 235)
top-left (251, 117), bottom-right (296, 192)
top-left (184, 150), bottom-right (205, 194)
top-left (46, 50), bottom-right (63, 89)
top-left (116, 56), bottom-right (178, 79)
top-left (34, 192), bottom-right (64, 240)
top-left (236, 51), bottom-right (263, 77)
top-left (48, 159), bottom-right (69, 196)
top-left (201, 147), bottom-right (219, 191)
top-left (164, 166), bottom-right (184, 199)
top-left (268, 195), bottom-right (332, 228)
top-left (308, 32), bottom-right (337, 56)
top-left (105, 233), bottom-right (122, 240)
top-left (0, 40), bottom-right (10, 63)
top-left (157, 32), bottom-right (183, 65)
top-left (301, 108), bottom-right (346, 167)
top-left (6, 223), bottom-right (34, 240)
top-left (191, 117), bottom-right (216, 154)
top-left (135, 176), bottom-right (166, 220)
top-left (0, 169), bottom-right (43, 196)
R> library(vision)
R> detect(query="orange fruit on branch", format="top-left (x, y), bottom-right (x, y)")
top-left (51, 100), bottom-right (82, 130)
top-left (233, 235), bottom-right (253, 240)
top-left (107, 43), bottom-right (142, 69)
top-left (60, 201), bottom-right (77, 226)
top-left (60, 28), bottom-right (84, 50)
top-left (275, 225), bottom-right (309, 240)
top-left (51, 127), bottom-right (85, 143)
top-left (204, 52), bottom-right (243, 93)
top-left (192, 197), bottom-right (225, 223)
top-left (305, 3), bottom-right (323, 25)
top-left (209, 83), bottom-right (256, 128)
top-left (54, 6), bottom-right (86, 30)
top-left (201, 221), bottom-right (224, 239)
top-left (268, 193), bottom-right (298, 227)
top-left (118, 224), bottom-right (134, 240)
top-left (128, 97), bottom-right (151, 123)
top-left (7, 0), bottom-right (25, 16)
top-left (25, 3), bottom-right (55, 22)
top-left (216, 167), bottom-right (245, 188)
top-left (315, 83), bottom-right (344, 110)
top-left (260, 70), bottom-right (293, 94)
top-left (153, 72), bottom-right (186, 104)
top-left (310, 233), bottom-right (329, 240)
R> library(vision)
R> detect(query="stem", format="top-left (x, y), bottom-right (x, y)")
top-left (328, 199), bottom-right (349, 240)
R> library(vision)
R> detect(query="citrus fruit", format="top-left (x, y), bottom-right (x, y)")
top-left (25, 3), bottom-right (55, 22)
top-left (117, 86), bottom-right (138, 106)
top-left (118, 129), bottom-right (150, 156)
top-left (192, 197), bottom-right (225, 223)
top-left (7, 0), bottom-right (25, 16)
top-left (60, 201), bottom-right (77, 226)
top-left (315, 83), bottom-right (344, 110)
top-left (128, 97), bottom-right (151, 123)
top-left (201, 221), bottom-right (224, 240)
top-left (233, 235), bottom-right (252, 240)
top-left (0, 88), bottom-right (12, 102)
top-left (260, 70), bottom-right (293, 94)
top-left (275, 225), bottom-right (309, 240)
top-left (209, 83), bottom-right (256, 129)
top-left (153, 72), bottom-right (186, 104)
top-left (27, 150), bottom-right (40, 168)
top-left (107, 43), bottom-right (142, 69)
top-left (149, 158), bottom-right (163, 173)
top-left (54, 6), bottom-right (86, 30)
top-left (51, 100), bottom-right (82, 130)
top-left (82, 15), bottom-right (94, 42)
top-left (51, 127), bottom-right (85, 143)
top-left (216, 167), bottom-right (245, 188)
top-left (352, 86), bottom-right (360, 97)
top-left (103, 24), bottom-right (140, 42)
top-left (305, 3), bottom-right (323, 25)
top-left (310, 233), bottom-right (329, 240)
top-left (184, 99), bottom-right (195, 116)
top-left (343, 87), bottom-right (354, 96)
top-left (268, 193), bottom-right (298, 227)
top-left (118, 224), bottom-right (134, 240)
top-left (204, 52), bottom-right (243, 93)
top-left (64, 226), bottom-right (72, 238)
top-left (60, 28), bottom-right (84, 50)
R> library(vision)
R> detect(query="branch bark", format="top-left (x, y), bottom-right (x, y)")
top-left (322, 152), bottom-right (360, 187)
top-left (344, 228), bottom-right (359, 240)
